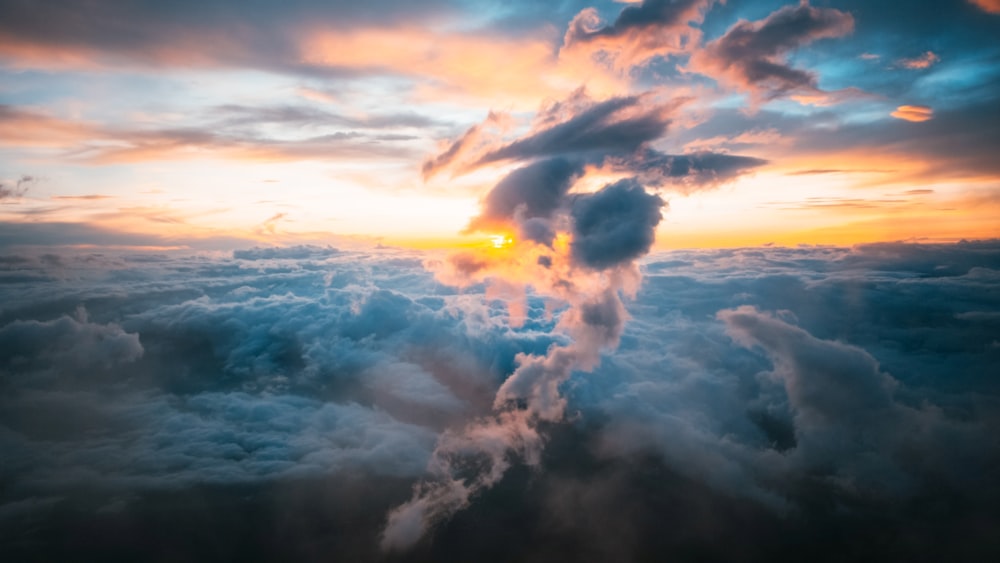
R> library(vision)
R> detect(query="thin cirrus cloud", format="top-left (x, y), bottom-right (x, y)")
top-left (0, 104), bottom-right (422, 164)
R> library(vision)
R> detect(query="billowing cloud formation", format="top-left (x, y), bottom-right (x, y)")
top-left (423, 91), bottom-right (681, 179)
top-left (424, 90), bottom-right (764, 195)
top-left (467, 158), bottom-right (584, 245)
top-left (384, 83), bottom-right (678, 550)
top-left (0, 310), bottom-right (143, 381)
top-left (690, 1), bottom-right (855, 103)
top-left (570, 179), bottom-right (664, 269)
top-left (891, 104), bottom-right (934, 122)
top-left (718, 306), bottom-right (979, 497)
top-left (477, 94), bottom-right (673, 166)
top-left (1, 242), bottom-right (999, 560)
top-left (562, 0), bottom-right (716, 69)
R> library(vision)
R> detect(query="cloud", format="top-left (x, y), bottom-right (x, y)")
top-left (689, 2), bottom-right (855, 104)
top-left (897, 50), bottom-right (939, 69)
top-left (606, 148), bottom-right (768, 193)
top-left (969, 0), bottom-right (1000, 14)
top-left (417, 88), bottom-right (767, 206)
top-left (467, 158), bottom-right (585, 245)
top-left (891, 104), bottom-right (934, 122)
top-left (0, 175), bottom-right (36, 200)
top-left (232, 245), bottom-right (341, 261)
top-left (0, 310), bottom-right (143, 384)
top-left (569, 179), bottom-right (664, 269)
top-left (561, 0), bottom-right (717, 69)
top-left (0, 0), bottom-right (454, 71)
top-left (475, 93), bottom-right (676, 167)
top-left (0, 103), bottom-right (419, 164)
top-left (0, 246), bottom-right (562, 500)
top-left (383, 90), bottom-right (679, 550)
top-left (422, 111), bottom-right (511, 180)
top-left (420, 90), bottom-right (758, 194)
top-left (1, 242), bottom-right (999, 560)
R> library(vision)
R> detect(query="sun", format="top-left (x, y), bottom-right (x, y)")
top-left (490, 234), bottom-right (514, 249)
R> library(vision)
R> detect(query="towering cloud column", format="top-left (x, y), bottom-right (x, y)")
top-left (381, 153), bottom-right (664, 550)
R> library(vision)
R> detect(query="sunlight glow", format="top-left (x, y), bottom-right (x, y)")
top-left (490, 234), bottom-right (514, 249)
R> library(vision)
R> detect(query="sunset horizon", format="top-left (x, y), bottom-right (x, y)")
top-left (2, 1), bottom-right (999, 562)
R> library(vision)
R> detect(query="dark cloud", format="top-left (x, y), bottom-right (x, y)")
top-left (691, 2), bottom-right (855, 101)
top-left (568, 0), bottom-right (710, 40)
top-left (562, 0), bottom-right (716, 67)
top-left (613, 148), bottom-right (767, 192)
top-left (424, 93), bottom-right (763, 194)
top-left (569, 178), bottom-right (664, 269)
top-left (467, 158), bottom-right (584, 244)
top-left (477, 94), bottom-right (673, 166)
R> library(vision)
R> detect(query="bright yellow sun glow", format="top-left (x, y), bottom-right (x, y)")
top-left (490, 234), bottom-right (515, 249)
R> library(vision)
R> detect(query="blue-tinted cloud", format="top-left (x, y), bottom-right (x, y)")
top-left (1, 241), bottom-right (999, 560)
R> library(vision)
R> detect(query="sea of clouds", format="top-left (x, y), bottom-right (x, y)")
top-left (1, 240), bottom-right (998, 561)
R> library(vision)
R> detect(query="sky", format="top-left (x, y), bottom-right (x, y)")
top-left (1, 0), bottom-right (999, 249)
top-left (2, 1), bottom-right (1000, 562)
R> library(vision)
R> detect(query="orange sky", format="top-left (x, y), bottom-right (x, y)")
top-left (1, 0), bottom-right (998, 251)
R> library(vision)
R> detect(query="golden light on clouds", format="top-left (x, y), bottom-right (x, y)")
top-left (969, 0), bottom-right (1000, 14)
top-left (891, 105), bottom-right (934, 122)
top-left (897, 51), bottom-right (939, 69)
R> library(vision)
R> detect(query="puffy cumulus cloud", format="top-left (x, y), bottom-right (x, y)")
top-left (689, 1), bottom-right (855, 104)
top-left (718, 306), bottom-right (978, 495)
top-left (582, 242), bottom-right (999, 502)
top-left (569, 178), bottom-right (664, 269)
top-left (0, 247), bottom-right (562, 505)
top-left (891, 104), bottom-right (934, 122)
top-left (0, 309), bottom-right (143, 385)
top-left (561, 0), bottom-right (718, 70)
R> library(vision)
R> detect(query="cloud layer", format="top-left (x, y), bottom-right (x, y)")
top-left (1, 241), bottom-right (998, 560)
